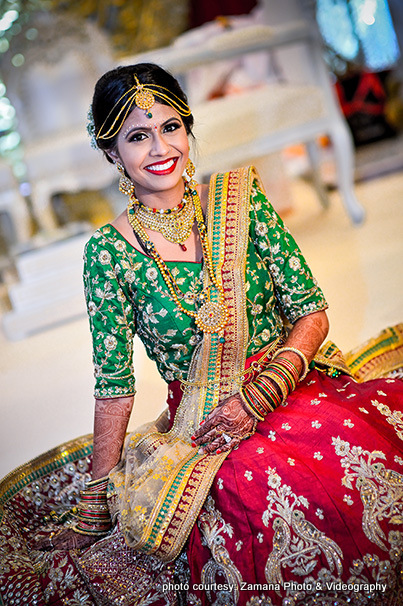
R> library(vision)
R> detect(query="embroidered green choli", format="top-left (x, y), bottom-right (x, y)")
top-left (83, 181), bottom-right (327, 399)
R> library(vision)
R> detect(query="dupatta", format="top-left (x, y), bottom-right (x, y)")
top-left (109, 166), bottom-right (260, 562)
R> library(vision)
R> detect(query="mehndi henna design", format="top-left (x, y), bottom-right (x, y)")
top-left (92, 396), bottom-right (134, 479)
top-left (193, 393), bottom-right (256, 454)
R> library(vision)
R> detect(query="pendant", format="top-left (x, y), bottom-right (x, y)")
top-left (195, 301), bottom-right (229, 333)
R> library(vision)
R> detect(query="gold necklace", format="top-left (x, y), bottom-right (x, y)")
top-left (128, 186), bottom-right (195, 251)
top-left (127, 186), bottom-right (229, 334)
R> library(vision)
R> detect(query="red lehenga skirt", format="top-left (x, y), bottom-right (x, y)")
top-left (1, 326), bottom-right (403, 606)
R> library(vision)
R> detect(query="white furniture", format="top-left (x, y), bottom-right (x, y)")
top-left (2, 17), bottom-right (115, 232)
top-left (2, 227), bottom-right (92, 340)
top-left (0, 160), bottom-right (31, 249)
top-left (1, 18), bottom-right (116, 339)
top-left (123, 20), bottom-right (365, 224)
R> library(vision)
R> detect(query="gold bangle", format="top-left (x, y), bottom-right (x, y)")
top-left (275, 347), bottom-right (309, 381)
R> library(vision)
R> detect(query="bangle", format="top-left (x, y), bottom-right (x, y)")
top-left (275, 347), bottom-right (310, 381)
top-left (241, 375), bottom-right (282, 419)
top-left (272, 356), bottom-right (300, 386)
top-left (240, 386), bottom-right (265, 420)
top-left (86, 476), bottom-right (109, 491)
top-left (254, 375), bottom-right (283, 407)
top-left (264, 361), bottom-right (298, 394)
top-left (73, 476), bottom-right (112, 536)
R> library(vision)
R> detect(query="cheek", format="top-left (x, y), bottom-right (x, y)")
top-left (119, 147), bottom-right (145, 170)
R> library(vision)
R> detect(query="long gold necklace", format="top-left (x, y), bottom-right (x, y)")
top-left (128, 189), bottom-right (195, 251)
top-left (127, 185), bottom-right (229, 334)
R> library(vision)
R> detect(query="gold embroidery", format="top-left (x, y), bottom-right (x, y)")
top-left (371, 399), bottom-right (403, 441)
top-left (109, 168), bottom-right (257, 562)
top-left (263, 467), bottom-right (343, 586)
top-left (332, 436), bottom-right (403, 552)
top-left (199, 495), bottom-right (243, 604)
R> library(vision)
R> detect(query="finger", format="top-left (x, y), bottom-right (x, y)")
top-left (219, 436), bottom-right (241, 453)
top-left (199, 435), bottom-right (224, 455)
top-left (37, 545), bottom-right (51, 552)
top-left (193, 413), bottom-right (222, 439)
top-left (193, 409), bottom-right (225, 439)
top-left (193, 426), bottom-right (222, 446)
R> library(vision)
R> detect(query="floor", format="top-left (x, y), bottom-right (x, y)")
top-left (1, 154), bottom-right (403, 481)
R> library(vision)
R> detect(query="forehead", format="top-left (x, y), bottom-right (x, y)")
top-left (119, 103), bottom-right (183, 134)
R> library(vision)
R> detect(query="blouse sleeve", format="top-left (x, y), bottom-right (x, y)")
top-left (83, 232), bottom-right (136, 399)
top-left (249, 179), bottom-right (328, 323)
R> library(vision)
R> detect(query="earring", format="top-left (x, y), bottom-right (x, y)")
top-left (184, 158), bottom-right (196, 185)
top-left (116, 162), bottom-right (134, 196)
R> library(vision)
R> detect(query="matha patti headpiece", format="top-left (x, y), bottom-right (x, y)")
top-left (96, 74), bottom-right (192, 141)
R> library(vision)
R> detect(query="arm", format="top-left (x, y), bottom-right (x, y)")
top-left (275, 309), bottom-right (329, 374)
top-left (92, 396), bottom-right (134, 479)
top-left (36, 234), bottom-right (136, 551)
top-left (35, 396), bottom-right (134, 551)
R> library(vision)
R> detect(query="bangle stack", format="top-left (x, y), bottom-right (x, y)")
top-left (74, 476), bottom-right (111, 536)
top-left (274, 347), bottom-right (310, 381)
top-left (240, 355), bottom-right (300, 420)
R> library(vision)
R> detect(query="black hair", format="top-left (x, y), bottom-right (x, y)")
top-left (91, 63), bottom-right (194, 163)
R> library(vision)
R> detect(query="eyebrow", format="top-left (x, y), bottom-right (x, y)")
top-left (123, 117), bottom-right (181, 139)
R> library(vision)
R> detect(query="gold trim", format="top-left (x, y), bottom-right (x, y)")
top-left (314, 341), bottom-right (353, 377)
top-left (345, 323), bottom-right (403, 382)
top-left (0, 434), bottom-right (93, 520)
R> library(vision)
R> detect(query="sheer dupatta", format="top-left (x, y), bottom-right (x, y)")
top-left (108, 166), bottom-right (260, 562)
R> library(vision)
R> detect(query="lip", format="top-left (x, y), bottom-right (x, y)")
top-left (144, 157), bottom-right (179, 175)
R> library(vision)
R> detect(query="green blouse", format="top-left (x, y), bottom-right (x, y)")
top-left (83, 181), bottom-right (327, 399)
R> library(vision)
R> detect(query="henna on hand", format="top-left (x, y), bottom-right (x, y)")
top-left (192, 393), bottom-right (257, 454)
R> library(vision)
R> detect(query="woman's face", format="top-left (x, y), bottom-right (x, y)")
top-left (110, 102), bottom-right (189, 202)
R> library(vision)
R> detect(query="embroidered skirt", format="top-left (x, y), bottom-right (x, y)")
top-left (186, 370), bottom-right (403, 605)
top-left (2, 378), bottom-right (403, 605)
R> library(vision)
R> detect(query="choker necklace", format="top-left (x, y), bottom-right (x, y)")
top-left (128, 186), bottom-right (195, 251)
top-left (127, 186), bottom-right (228, 334)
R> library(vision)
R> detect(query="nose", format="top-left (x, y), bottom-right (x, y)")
top-left (150, 131), bottom-right (170, 156)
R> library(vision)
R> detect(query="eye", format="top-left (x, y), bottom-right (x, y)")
top-left (164, 121), bottom-right (182, 133)
top-left (128, 132), bottom-right (148, 143)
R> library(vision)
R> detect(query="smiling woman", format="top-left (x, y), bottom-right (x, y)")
top-left (5, 62), bottom-right (403, 606)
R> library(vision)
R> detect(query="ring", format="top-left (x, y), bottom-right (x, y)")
top-left (221, 433), bottom-right (232, 444)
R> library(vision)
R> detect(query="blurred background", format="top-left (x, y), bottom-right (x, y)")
top-left (0, 0), bottom-right (402, 479)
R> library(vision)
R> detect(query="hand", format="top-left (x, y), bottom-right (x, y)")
top-left (32, 527), bottom-right (101, 551)
top-left (192, 393), bottom-right (257, 455)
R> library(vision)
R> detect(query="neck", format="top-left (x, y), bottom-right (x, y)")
top-left (135, 179), bottom-right (186, 210)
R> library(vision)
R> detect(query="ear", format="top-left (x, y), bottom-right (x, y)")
top-left (107, 149), bottom-right (120, 164)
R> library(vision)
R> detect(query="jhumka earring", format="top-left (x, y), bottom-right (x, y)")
top-left (116, 162), bottom-right (134, 196)
top-left (184, 158), bottom-right (196, 185)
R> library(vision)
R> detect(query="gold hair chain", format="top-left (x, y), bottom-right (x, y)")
top-left (97, 75), bottom-right (192, 141)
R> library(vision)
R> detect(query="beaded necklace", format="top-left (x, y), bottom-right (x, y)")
top-left (127, 184), bottom-right (229, 334)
